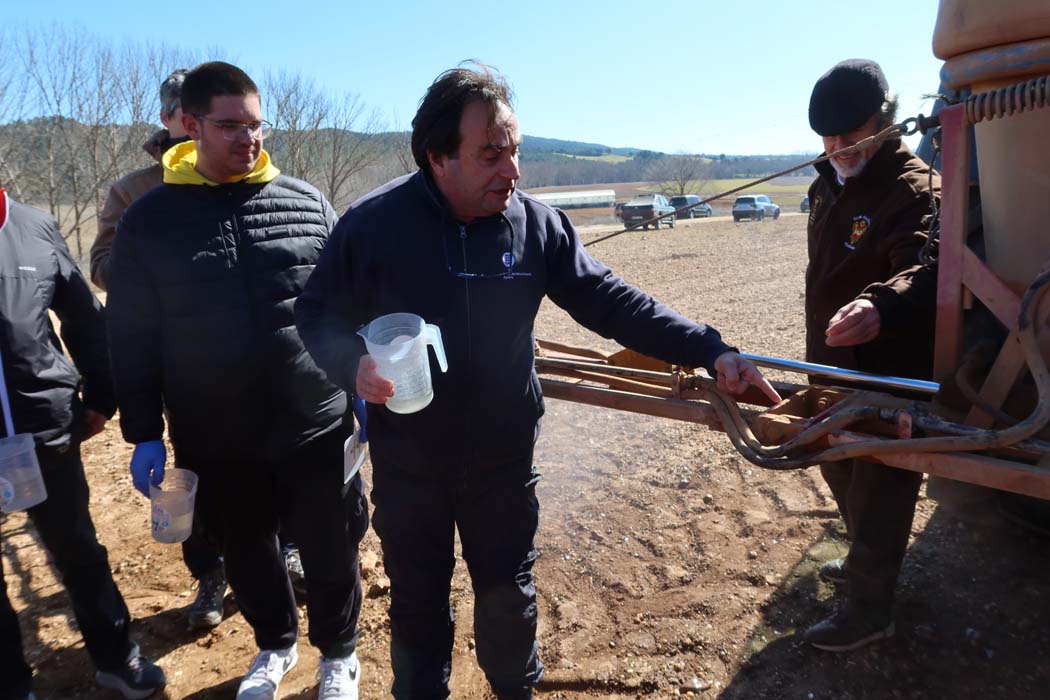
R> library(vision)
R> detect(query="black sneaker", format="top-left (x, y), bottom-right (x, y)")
top-left (95, 654), bottom-right (166, 699)
top-left (285, 548), bottom-right (307, 602)
top-left (803, 607), bottom-right (895, 652)
top-left (818, 557), bottom-right (848, 584)
top-left (188, 568), bottom-right (228, 630)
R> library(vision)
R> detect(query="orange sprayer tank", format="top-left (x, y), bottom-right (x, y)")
top-left (934, 0), bottom-right (1050, 295)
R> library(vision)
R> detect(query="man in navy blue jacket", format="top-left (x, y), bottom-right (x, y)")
top-left (295, 64), bottom-right (778, 700)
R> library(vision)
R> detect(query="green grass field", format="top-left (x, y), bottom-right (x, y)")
top-left (554, 152), bottom-right (633, 163)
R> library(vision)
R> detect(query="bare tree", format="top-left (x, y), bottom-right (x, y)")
top-left (2, 24), bottom-right (392, 258)
top-left (263, 71), bottom-right (328, 180)
top-left (263, 70), bottom-right (383, 209)
top-left (646, 154), bottom-right (713, 197)
top-left (0, 27), bottom-right (31, 197)
top-left (312, 93), bottom-right (384, 209)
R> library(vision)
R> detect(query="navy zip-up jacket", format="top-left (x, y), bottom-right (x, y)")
top-left (295, 171), bottom-right (732, 474)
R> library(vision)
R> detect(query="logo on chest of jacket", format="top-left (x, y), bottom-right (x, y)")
top-left (844, 215), bottom-right (871, 250)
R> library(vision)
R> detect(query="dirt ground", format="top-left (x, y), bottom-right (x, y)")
top-left (4, 213), bottom-right (1049, 700)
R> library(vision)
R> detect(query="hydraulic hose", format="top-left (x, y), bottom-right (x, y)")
top-left (716, 268), bottom-right (1050, 469)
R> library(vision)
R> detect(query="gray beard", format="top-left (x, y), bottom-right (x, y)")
top-left (830, 153), bottom-right (871, 180)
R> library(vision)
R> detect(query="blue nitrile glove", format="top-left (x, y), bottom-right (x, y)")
top-left (130, 440), bottom-right (166, 497)
top-left (352, 396), bottom-right (368, 444)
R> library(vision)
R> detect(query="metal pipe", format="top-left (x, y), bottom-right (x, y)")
top-left (740, 353), bottom-right (940, 395)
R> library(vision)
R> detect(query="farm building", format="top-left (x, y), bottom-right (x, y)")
top-left (529, 189), bottom-right (616, 209)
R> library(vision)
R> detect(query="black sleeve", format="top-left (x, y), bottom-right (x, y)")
top-left (295, 213), bottom-right (368, 395)
top-left (106, 212), bottom-right (165, 444)
top-left (544, 209), bottom-right (734, 375)
top-left (47, 221), bottom-right (117, 417)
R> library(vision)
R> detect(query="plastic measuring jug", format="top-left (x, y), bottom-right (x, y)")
top-left (149, 468), bottom-right (198, 544)
top-left (0, 433), bottom-right (47, 513)
top-left (0, 346), bottom-right (47, 513)
top-left (358, 313), bottom-right (448, 414)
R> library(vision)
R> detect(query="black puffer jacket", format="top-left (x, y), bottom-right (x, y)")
top-left (0, 196), bottom-right (115, 448)
top-left (107, 175), bottom-right (344, 463)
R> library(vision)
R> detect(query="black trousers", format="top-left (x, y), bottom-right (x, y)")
top-left (182, 426), bottom-right (368, 657)
top-left (820, 459), bottom-right (923, 609)
top-left (0, 440), bottom-right (136, 700)
top-left (181, 504), bottom-right (298, 579)
top-left (181, 513), bottom-right (222, 580)
top-left (371, 454), bottom-right (544, 700)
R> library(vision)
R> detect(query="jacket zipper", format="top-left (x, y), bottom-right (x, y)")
top-left (459, 224), bottom-right (474, 474)
top-left (458, 224), bottom-right (472, 366)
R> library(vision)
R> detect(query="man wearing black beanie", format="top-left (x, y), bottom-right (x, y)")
top-left (802, 59), bottom-right (940, 651)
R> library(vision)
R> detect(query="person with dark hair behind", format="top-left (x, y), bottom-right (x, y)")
top-left (91, 69), bottom-right (190, 290)
top-left (106, 61), bottom-right (368, 700)
top-left (295, 61), bottom-right (779, 700)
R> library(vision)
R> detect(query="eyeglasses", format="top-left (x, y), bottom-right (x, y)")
top-left (194, 115), bottom-right (273, 141)
top-left (443, 232), bottom-right (532, 280)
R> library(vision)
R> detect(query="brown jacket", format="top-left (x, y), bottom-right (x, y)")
top-left (90, 129), bottom-right (183, 289)
top-left (805, 139), bottom-right (940, 380)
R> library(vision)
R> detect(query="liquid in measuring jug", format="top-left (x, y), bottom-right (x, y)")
top-left (384, 334), bottom-right (435, 414)
top-left (152, 509), bottom-right (194, 544)
top-left (148, 468), bottom-right (198, 544)
top-left (0, 433), bottom-right (47, 513)
top-left (359, 314), bottom-right (448, 415)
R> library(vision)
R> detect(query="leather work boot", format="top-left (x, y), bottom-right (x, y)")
top-left (803, 607), bottom-right (895, 652)
top-left (818, 557), bottom-right (848, 584)
top-left (188, 567), bottom-right (228, 630)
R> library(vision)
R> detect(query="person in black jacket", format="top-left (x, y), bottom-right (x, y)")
top-left (295, 63), bottom-right (779, 700)
top-left (0, 190), bottom-right (165, 700)
top-left (106, 63), bottom-right (367, 700)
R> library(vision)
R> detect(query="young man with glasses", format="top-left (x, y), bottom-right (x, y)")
top-left (91, 67), bottom-right (240, 633)
top-left (94, 69), bottom-right (309, 627)
top-left (296, 63), bottom-right (779, 700)
top-left (106, 62), bottom-right (368, 700)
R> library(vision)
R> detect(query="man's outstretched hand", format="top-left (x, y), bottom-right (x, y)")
top-left (713, 352), bottom-right (782, 404)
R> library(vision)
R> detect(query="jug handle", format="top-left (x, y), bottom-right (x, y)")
top-left (424, 324), bottom-right (448, 372)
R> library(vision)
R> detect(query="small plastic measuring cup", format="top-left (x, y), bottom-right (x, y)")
top-left (149, 468), bottom-right (198, 544)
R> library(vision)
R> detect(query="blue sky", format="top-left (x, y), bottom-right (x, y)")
top-left (5, 0), bottom-right (944, 155)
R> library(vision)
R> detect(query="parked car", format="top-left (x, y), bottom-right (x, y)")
top-left (732, 194), bottom-right (780, 222)
top-left (800, 195), bottom-right (810, 213)
top-left (620, 194), bottom-right (676, 229)
top-left (670, 194), bottom-right (713, 219)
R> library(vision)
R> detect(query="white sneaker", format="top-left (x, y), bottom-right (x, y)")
top-left (318, 651), bottom-right (361, 700)
top-left (236, 645), bottom-right (299, 700)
